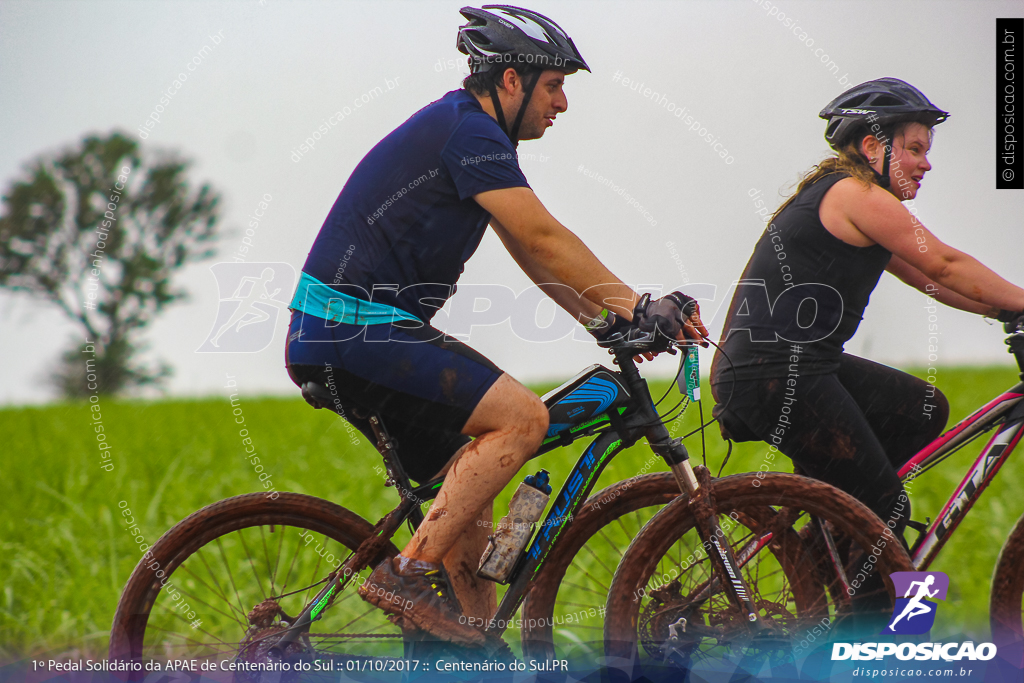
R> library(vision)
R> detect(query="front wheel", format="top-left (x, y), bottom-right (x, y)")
top-left (109, 492), bottom-right (400, 679)
top-left (521, 472), bottom-right (684, 660)
top-left (604, 473), bottom-right (914, 677)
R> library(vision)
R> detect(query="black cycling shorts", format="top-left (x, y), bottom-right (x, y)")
top-left (711, 353), bottom-right (949, 537)
top-left (285, 310), bottom-right (504, 483)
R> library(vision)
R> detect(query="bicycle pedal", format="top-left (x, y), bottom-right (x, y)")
top-left (905, 518), bottom-right (929, 533)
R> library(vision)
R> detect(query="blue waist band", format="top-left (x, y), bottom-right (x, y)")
top-left (288, 271), bottom-right (421, 325)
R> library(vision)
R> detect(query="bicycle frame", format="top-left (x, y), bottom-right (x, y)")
top-left (266, 339), bottom-right (761, 657)
top-left (696, 332), bottom-right (1024, 616)
top-left (899, 384), bottom-right (1024, 570)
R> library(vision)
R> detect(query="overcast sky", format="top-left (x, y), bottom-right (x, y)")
top-left (1, 0), bottom-right (1021, 404)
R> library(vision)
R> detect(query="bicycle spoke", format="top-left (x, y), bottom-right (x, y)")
top-left (238, 529), bottom-right (268, 600)
top-left (599, 525), bottom-right (628, 560)
top-left (279, 528), bottom-right (310, 596)
top-left (304, 535), bottom-right (328, 608)
top-left (162, 566), bottom-right (248, 629)
top-left (560, 578), bottom-right (608, 598)
top-left (215, 536), bottom-right (251, 622)
top-left (580, 541), bottom-right (616, 581)
top-left (194, 546), bottom-right (247, 623)
top-left (259, 525), bottom-right (276, 595)
top-left (145, 620), bottom-right (239, 653)
top-left (164, 607), bottom-right (242, 650)
top-left (273, 522), bottom-right (287, 592)
top-left (335, 605), bottom-right (385, 633)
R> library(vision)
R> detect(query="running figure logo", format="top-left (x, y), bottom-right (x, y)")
top-left (882, 571), bottom-right (949, 635)
top-left (196, 263), bottom-right (295, 353)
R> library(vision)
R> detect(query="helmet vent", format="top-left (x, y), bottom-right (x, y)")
top-left (464, 29), bottom-right (493, 46)
top-left (871, 95), bottom-right (904, 107)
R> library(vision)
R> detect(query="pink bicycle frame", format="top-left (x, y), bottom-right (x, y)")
top-left (898, 386), bottom-right (1024, 570)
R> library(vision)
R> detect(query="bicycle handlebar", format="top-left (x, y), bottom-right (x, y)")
top-left (597, 327), bottom-right (699, 355)
top-left (596, 291), bottom-right (703, 356)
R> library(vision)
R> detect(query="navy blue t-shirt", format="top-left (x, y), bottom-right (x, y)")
top-left (301, 89), bottom-right (531, 323)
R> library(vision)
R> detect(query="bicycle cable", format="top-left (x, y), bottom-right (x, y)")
top-left (681, 416), bottom-right (717, 439)
top-left (271, 576), bottom-right (331, 600)
top-left (646, 336), bottom-right (733, 434)
top-left (698, 399), bottom-right (707, 467)
top-left (642, 335), bottom-right (733, 470)
top-left (717, 439), bottom-right (734, 477)
top-left (703, 335), bottom-right (737, 417)
top-left (653, 345), bottom-right (688, 408)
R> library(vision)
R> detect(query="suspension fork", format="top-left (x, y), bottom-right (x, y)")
top-left (663, 442), bottom-right (762, 628)
top-left (615, 350), bottom-right (763, 628)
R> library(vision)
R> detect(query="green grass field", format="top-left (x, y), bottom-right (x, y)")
top-left (2, 365), bottom-right (1022, 660)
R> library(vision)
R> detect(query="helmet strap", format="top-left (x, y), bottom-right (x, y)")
top-left (877, 126), bottom-right (893, 189)
top-left (487, 78), bottom-right (509, 139)
top-left (507, 70), bottom-right (540, 146)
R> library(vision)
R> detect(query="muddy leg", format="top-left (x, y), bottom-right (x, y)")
top-left (443, 503), bottom-right (496, 621)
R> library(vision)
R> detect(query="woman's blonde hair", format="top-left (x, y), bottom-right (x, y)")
top-left (768, 119), bottom-right (934, 225)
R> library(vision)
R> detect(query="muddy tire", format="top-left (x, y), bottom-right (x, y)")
top-left (521, 472), bottom-right (684, 660)
top-left (604, 473), bottom-right (914, 672)
top-left (109, 492), bottom-right (398, 680)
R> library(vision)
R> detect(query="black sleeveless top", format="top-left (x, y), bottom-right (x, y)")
top-left (711, 173), bottom-right (892, 383)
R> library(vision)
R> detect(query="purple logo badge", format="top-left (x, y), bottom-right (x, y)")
top-left (883, 571), bottom-right (949, 635)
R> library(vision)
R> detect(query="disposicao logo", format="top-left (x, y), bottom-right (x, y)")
top-left (196, 263), bottom-right (294, 353)
top-left (884, 571), bottom-right (948, 635)
top-left (831, 571), bottom-right (997, 662)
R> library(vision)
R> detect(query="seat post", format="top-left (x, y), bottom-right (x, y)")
top-left (366, 413), bottom-right (424, 526)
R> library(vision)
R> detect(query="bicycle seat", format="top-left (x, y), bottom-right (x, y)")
top-left (301, 381), bottom-right (372, 420)
top-left (300, 380), bottom-right (346, 413)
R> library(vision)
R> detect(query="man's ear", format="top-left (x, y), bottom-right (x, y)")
top-left (501, 68), bottom-right (519, 96)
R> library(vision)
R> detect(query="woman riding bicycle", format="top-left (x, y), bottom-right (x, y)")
top-left (710, 77), bottom-right (1024, 544)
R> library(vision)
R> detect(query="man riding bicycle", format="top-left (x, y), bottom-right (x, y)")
top-left (285, 4), bottom-right (707, 648)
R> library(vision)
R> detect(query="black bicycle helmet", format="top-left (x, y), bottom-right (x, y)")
top-left (457, 5), bottom-right (589, 144)
top-left (819, 78), bottom-right (949, 187)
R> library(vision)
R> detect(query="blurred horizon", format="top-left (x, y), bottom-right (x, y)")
top-left (2, 0), bottom-right (1022, 405)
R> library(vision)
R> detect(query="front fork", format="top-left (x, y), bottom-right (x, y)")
top-left (613, 344), bottom-right (762, 628)
top-left (649, 433), bottom-right (762, 628)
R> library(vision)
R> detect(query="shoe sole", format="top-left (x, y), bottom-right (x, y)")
top-left (358, 584), bottom-right (490, 648)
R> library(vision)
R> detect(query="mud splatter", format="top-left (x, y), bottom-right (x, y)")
top-left (439, 367), bottom-right (459, 402)
top-left (412, 535), bottom-right (430, 554)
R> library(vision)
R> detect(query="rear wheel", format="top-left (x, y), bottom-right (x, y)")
top-left (109, 493), bottom-right (400, 680)
top-left (604, 473), bottom-right (914, 677)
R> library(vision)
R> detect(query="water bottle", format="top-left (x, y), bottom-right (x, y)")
top-left (477, 470), bottom-right (552, 583)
